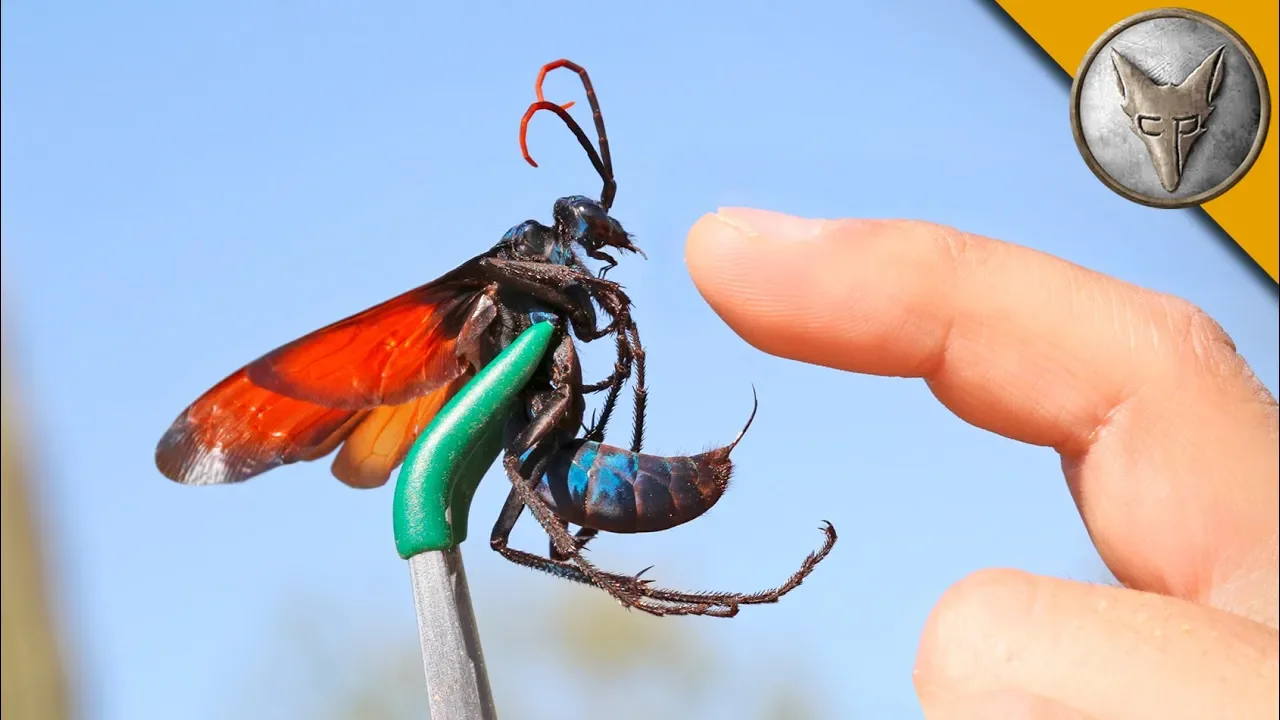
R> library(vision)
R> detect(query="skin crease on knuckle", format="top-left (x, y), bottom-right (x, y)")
top-left (874, 223), bottom-right (1278, 626)
top-left (1085, 290), bottom-right (1278, 616)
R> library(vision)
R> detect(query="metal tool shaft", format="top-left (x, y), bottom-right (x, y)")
top-left (408, 548), bottom-right (497, 720)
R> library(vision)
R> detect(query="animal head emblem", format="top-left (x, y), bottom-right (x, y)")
top-left (1111, 46), bottom-right (1226, 192)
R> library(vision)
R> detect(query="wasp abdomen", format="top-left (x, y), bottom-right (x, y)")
top-left (535, 440), bottom-right (734, 534)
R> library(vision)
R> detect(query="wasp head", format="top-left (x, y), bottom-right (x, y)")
top-left (552, 195), bottom-right (645, 278)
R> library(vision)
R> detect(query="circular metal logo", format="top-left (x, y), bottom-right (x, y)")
top-left (1070, 8), bottom-right (1270, 209)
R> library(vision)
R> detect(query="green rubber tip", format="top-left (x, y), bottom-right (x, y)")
top-left (392, 322), bottom-right (555, 559)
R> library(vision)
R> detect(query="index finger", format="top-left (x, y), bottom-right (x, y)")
top-left (685, 208), bottom-right (1278, 625)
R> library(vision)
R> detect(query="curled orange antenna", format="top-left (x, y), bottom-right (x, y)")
top-left (519, 59), bottom-right (616, 210)
top-left (534, 61), bottom-right (576, 111)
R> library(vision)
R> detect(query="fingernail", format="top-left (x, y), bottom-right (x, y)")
top-left (714, 207), bottom-right (828, 242)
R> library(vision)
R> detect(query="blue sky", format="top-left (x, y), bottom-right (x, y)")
top-left (3, 1), bottom-right (1276, 718)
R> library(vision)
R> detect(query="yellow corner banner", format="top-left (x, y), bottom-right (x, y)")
top-left (994, 1), bottom-right (1279, 282)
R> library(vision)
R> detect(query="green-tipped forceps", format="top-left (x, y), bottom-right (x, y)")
top-left (391, 321), bottom-right (555, 720)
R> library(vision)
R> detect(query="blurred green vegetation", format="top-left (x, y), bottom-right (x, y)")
top-left (229, 570), bottom-right (827, 720)
top-left (2, 354), bottom-right (74, 720)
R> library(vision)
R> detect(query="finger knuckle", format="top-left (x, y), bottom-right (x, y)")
top-left (1159, 295), bottom-right (1241, 370)
top-left (932, 223), bottom-right (977, 269)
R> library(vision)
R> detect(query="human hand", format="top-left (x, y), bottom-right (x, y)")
top-left (685, 209), bottom-right (1279, 719)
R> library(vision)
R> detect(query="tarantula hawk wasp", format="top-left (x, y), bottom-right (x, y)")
top-left (155, 59), bottom-right (837, 617)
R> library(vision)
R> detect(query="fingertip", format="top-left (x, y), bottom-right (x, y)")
top-left (684, 211), bottom-right (771, 329)
top-left (915, 568), bottom-right (1039, 693)
top-left (683, 212), bottom-right (736, 294)
top-left (684, 208), bottom-right (834, 289)
top-left (684, 209), bottom-right (891, 372)
top-left (684, 207), bottom-right (833, 302)
top-left (684, 210), bottom-right (804, 359)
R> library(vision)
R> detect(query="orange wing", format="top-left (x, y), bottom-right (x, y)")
top-left (158, 275), bottom-right (495, 486)
top-left (156, 370), bottom-right (475, 488)
top-left (244, 280), bottom-right (486, 410)
top-left (330, 375), bottom-right (472, 488)
top-left (156, 369), bottom-right (370, 485)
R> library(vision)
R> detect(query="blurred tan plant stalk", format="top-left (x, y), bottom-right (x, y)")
top-left (2, 344), bottom-right (74, 720)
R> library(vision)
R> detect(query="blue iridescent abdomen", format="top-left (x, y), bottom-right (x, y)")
top-left (534, 439), bottom-right (734, 533)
